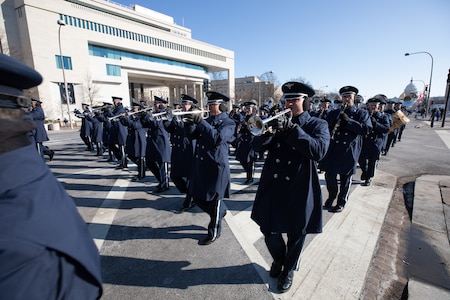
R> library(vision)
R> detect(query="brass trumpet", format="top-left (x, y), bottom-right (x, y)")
top-left (148, 110), bottom-right (169, 121)
top-left (247, 108), bottom-right (291, 136)
top-left (107, 107), bottom-right (152, 121)
top-left (169, 109), bottom-right (210, 122)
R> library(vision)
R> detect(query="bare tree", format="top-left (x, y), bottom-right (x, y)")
top-left (82, 72), bottom-right (101, 106)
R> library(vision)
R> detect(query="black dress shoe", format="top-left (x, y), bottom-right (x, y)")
top-left (154, 186), bottom-right (169, 193)
top-left (323, 199), bottom-right (334, 209)
top-left (243, 178), bottom-right (253, 184)
top-left (49, 151), bottom-right (55, 161)
top-left (198, 235), bottom-right (218, 246)
top-left (178, 202), bottom-right (196, 213)
top-left (269, 261), bottom-right (283, 278)
top-left (362, 178), bottom-right (371, 186)
top-left (331, 204), bottom-right (345, 213)
top-left (278, 272), bottom-right (294, 293)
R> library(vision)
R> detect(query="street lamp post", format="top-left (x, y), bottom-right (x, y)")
top-left (318, 85), bottom-right (328, 96)
top-left (57, 19), bottom-right (73, 129)
top-left (405, 51), bottom-right (433, 118)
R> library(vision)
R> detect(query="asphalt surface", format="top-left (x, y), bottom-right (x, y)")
top-left (45, 120), bottom-right (450, 299)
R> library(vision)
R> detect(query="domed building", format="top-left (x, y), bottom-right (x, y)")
top-left (399, 78), bottom-right (419, 110)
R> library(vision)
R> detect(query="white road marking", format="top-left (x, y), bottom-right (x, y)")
top-left (436, 130), bottom-right (450, 150)
top-left (88, 176), bottom-right (130, 250)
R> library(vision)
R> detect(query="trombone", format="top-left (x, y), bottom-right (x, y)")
top-left (247, 108), bottom-right (291, 136)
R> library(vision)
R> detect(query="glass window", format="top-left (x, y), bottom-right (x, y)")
top-left (55, 55), bottom-right (73, 70)
top-left (106, 64), bottom-right (121, 76)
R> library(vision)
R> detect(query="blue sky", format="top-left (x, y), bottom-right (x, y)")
top-left (117, 0), bottom-right (450, 99)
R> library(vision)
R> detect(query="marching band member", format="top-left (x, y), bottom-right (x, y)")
top-left (120, 100), bottom-right (147, 181)
top-left (165, 94), bottom-right (197, 211)
top-left (358, 96), bottom-right (390, 186)
top-left (143, 96), bottom-right (171, 193)
top-left (251, 81), bottom-right (330, 293)
top-left (235, 99), bottom-right (258, 184)
top-left (184, 91), bottom-right (236, 245)
top-left (109, 96), bottom-right (128, 169)
top-left (320, 86), bottom-right (372, 212)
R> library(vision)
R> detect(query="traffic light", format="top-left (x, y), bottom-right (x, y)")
top-left (203, 79), bottom-right (211, 92)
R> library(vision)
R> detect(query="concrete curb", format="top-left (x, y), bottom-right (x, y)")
top-left (408, 175), bottom-right (450, 298)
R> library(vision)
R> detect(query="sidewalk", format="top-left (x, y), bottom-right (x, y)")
top-left (407, 175), bottom-right (450, 300)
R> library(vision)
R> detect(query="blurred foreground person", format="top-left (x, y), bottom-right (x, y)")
top-left (251, 82), bottom-right (330, 293)
top-left (0, 54), bottom-right (102, 299)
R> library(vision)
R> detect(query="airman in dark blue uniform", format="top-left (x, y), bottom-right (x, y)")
top-left (251, 82), bottom-right (330, 293)
top-left (29, 98), bottom-right (54, 160)
top-left (120, 100), bottom-right (148, 180)
top-left (109, 96), bottom-right (128, 169)
top-left (358, 96), bottom-right (390, 186)
top-left (76, 103), bottom-right (94, 151)
top-left (235, 99), bottom-right (258, 184)
top-left (0, 53), bottom-right (102, 299)
top-left (320, 86), bottom-right (372, 212)
top-left (101, 102), bottom-right (115, 161)
top-left (383, 99), bottom-right (398, 155)
top-left (86, 106), bottom-right (106, 156)
top-left (229, 104), bottom-right (244, 150)
top-left (165, 94), bottom-right (197, 211)
top-left (184, 91), bottom-right (236, 245)
top-left (143, 96), bottom-right (171, 193)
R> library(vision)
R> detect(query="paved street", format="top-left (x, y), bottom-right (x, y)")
top-left (44, 118), bottom-right (450, 299)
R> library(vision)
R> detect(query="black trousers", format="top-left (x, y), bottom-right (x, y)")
top-left (264, 231), bottom-right (306, 275)
top-left (325, 172), bottom-right (352, 206)
top-left (147, 161), bottom-right (169, 188)
top-left (240, 160), bottom-right (254, 180)
top-left (359, 157), bottom-right (378, 180)
top-left (171, 175), bottom-right (188, 193)
top-left (194, 197), bottom-right (224, 239)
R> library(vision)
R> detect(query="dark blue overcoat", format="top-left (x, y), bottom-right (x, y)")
top-left (251, 112), bottom-right (330, 234)
top-left (121, 115), bottom-right (146, 157)
top-left (109, 105), bottom-right (128, 145)
top-left (235, 114), bottom-right (257, 163)
top-left (320, 105), bottom-right (372, 175)
top-left (29, 106), bottom-right (49, 143)
top-left (0, 144), bottom-right (102, 299)
top-left (186, 112), bottom-right (236, 201)
top-left (360, 111), bottom-right (390, 159)
top-left (86, 113), bottom-right (104, 143)
top-left (165, 118), bottom-right (195, 178)
top-left (142, 115), bottom-right (171, 163)
top-left (79, 108), bottom-right (93, 138)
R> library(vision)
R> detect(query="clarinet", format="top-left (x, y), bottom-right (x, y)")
top-left (330, 103), bottom-right (348, 140)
